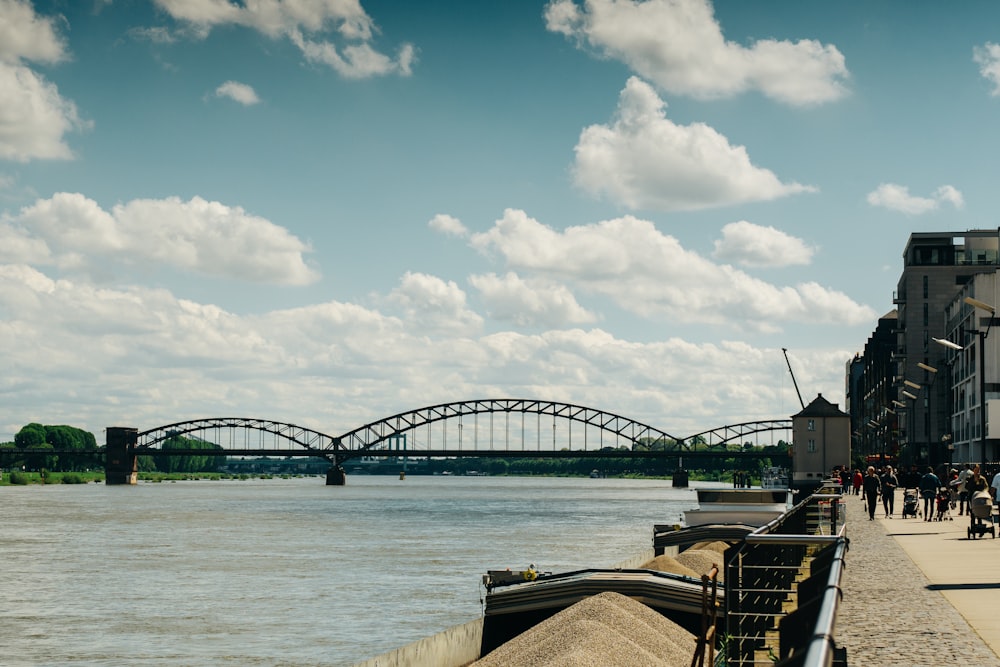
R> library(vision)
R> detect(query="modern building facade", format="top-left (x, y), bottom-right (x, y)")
top-left (882, 230), bottom-right (1000, 467)
top-left (939, 271), bottom-right (1000, 466)
top-left (850, 311), bottom-right (898, 464)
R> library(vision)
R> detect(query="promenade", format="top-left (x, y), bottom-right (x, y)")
top-left (838, 492), bottom-right (1000, 666)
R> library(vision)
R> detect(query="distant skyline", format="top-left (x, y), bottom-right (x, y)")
top-left (2, 0), bottom-right (1000, 442)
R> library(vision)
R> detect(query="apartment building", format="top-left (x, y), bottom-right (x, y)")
top-left (887, 230), bottom-right (1000, 466)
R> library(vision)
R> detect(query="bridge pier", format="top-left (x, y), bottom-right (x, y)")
top-left (326, 466), bottom-right (346, 486)
top-left (106, 427), bottom-right (138, 485)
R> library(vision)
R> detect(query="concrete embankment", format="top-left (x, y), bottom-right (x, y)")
top-left (351, 547), bottom-right (663, 667)
top-left (351, 618), bottom-right (484, 667)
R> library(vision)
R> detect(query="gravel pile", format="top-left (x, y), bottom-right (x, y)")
top-left (472, 591), bottom-right (696, 667)
top-left (675, 550), bottom-right (723, 581)
top-left (638, 554), bottom-right (699, 578)
top-left (690, 540), bottom-right (730, 554)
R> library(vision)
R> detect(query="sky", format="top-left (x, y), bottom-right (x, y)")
top-left (2, 0), bottom-right (1000, 445)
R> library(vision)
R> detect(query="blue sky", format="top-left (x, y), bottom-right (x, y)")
top-left (2, 0), bottom-right (999, 443)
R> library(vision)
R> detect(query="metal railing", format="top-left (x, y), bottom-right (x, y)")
top-left (724, 489), bottom-right (847, 667)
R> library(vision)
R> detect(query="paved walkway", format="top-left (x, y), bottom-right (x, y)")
top-left (838, 493), bottom-right (1000, 666)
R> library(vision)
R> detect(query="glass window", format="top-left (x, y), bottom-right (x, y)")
top-left (807, 439), bottom-right (816, 452)
top-left (807, 419), bottom-right (815, 431)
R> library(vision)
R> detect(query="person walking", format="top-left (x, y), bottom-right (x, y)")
top-left (852, 468), bottom-right (863, 495)
top-left (957, 464), bottom-right (972, 515)
top-left (919, 466), bottom-right (941, 522)
top-left (863, 466), bottom-right (881, 520)
top-left (880, 465), bottom-right (899, 518)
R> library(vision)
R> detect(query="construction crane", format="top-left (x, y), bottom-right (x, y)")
top-left (782, 347), bottom-right (805, 409)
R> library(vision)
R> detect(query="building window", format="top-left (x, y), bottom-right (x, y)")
top-left (807, 419), bottom-right (815, 431)
top-left (923, 303), bottom-right (929, 326)
top-left (922, 275), bottom-right (928, 298)
top-left (807, 439), bottom-right (816, 452)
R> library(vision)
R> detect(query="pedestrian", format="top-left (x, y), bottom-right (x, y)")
top-left (966, 464), bottom-right (990, 532)
top-left (852, 468), bottom-right (862, 495)
top-left (990, 468), bottom-right (1000, 506)
top-left (880, 465), bottom-right (899, 518)
top-left (863, 466), bottom-right (881, 520)
top-left (957, 464), bottom-right (971, 515)
top-left (919, 466), bottom-right (941, 521)
top-left (840, 467), bottom-right (851, 494)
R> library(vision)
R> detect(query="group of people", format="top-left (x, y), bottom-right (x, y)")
top-left (845, 462), bottom-right (1000, 527)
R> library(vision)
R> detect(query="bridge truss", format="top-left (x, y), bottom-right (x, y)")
top-left (93, 400), bottom-right (792, 465)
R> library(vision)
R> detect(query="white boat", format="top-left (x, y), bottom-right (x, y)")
top-left (761, 467), bottom-right (789, 490)
top-left (683, 488), bottom-right (792, 527)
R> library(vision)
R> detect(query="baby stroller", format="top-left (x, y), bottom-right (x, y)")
top-left (935, 487), bottom-right (953, 521)
top-left (901, 488), bottom-right (919, 518)
top-left (967, 490), bottom-right (996, 539)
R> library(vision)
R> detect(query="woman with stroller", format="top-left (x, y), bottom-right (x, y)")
top-left (863, 466), bottom-right (881, 520)
top-left (965, 464), bottom-right (990, 531)
top-left (919, 466), bottom-right (940, 521)
top-left (880, 465), bottom-right (899, 518)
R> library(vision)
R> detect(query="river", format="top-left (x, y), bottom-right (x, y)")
top-left (0, 474), bottom-right (709, 666)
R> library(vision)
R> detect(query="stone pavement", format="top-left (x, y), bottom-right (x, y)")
top-left (837, 492), bottom-right (1000, 666)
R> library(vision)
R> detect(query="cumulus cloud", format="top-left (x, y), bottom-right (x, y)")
top-left (469, 272), bottom-right (598, 328)
top-left (7, 193), bottom-right (319, 284)
top-left (0, 259), bottom-right (849, 441)
top-left (386, 271), bottom-right (483, 336)
top-left (974, 42), bottom-right (1000, 96)
top-left (573, 77), bottom-right (815, 211)
top-left (0, 1), bottom-right (87, 162)
top-left (214, 80), bottom-right (261, 105)
top-left (866, 183), bottom-right (965, 215)
top-left (544, 0), bottom-right (849, 106)
top-left (713, 221), bottom-right (815, 267)
top-left (428, 213), bottom-right (468, 237)
top-left (471, 209), bottom-right (874, 329)
top-left (153, 0), bottom-right (415, 79)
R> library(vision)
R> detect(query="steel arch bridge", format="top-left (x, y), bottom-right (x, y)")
top-left (124, 399), bottom-right (792, 463)
top-left (684, 420), bottom-right (793, 448)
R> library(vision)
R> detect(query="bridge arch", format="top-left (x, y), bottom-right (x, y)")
top-left (682, 420), bottom-right (793, 448)
top-left (136, 418), bottom-right (341, 458)
top-left (335, 398), bottom-right (686, 456)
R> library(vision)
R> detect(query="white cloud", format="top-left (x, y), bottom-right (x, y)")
top-left (544, 0), bottom-right (849, 106)
top-left (866, 183), bottom-right (965, 215)
top-left (428, 213), bottom-right (468, 237)
top-left (974, 42), bottom-right (1000, 96)
top-left (713, 221), bottom-right (814, 267)
top-left (0, 0), bottom-right (67, 65)
top-left (0, 3), bottom-right (87, 163)
top-left (154, 0), bottom-right (415, 79)
top-left (0, 260), bottom-right (848, 441)
top-left (573, 77), bottom-right (816, 211)
top-left (10, 193), bottom-right (319, 284)
top-left (469, 272), bottom-right (598, 328)
top-left (214, 80), bottom-right (260, 105)
top-left (386, 271), bottom-right (483, 336)
top-left (471, 209), bottom-right (874, 328)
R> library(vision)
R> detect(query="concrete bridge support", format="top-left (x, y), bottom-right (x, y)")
top-left (326, 466), bottom-right (346, 485)
top-left (106, 427), bottom-right (138, 485)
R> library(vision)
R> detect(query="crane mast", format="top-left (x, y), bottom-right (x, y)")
top-left (782, 347), bottom-right (805, 409)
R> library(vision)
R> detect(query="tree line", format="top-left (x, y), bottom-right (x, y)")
top-left (0, 423), bottom-right (223, 474)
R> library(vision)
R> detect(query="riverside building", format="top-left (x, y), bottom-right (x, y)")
top-left (852, 230), bottom-right (1000, 468)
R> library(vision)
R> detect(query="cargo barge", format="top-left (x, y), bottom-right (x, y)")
top-left (354, 480), bottom-right (847, 667)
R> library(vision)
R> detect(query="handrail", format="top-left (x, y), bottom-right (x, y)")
top-left (724, 492), bottom-right (848, 667)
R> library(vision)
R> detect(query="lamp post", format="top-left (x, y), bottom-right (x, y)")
top-left (934, 295), bottom-right (995, 469)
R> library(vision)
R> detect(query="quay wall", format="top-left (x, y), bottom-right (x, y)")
top-left (351, 618), bottom-right (483, 667)
top-left (351, 546), bottom-right (670, 667)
